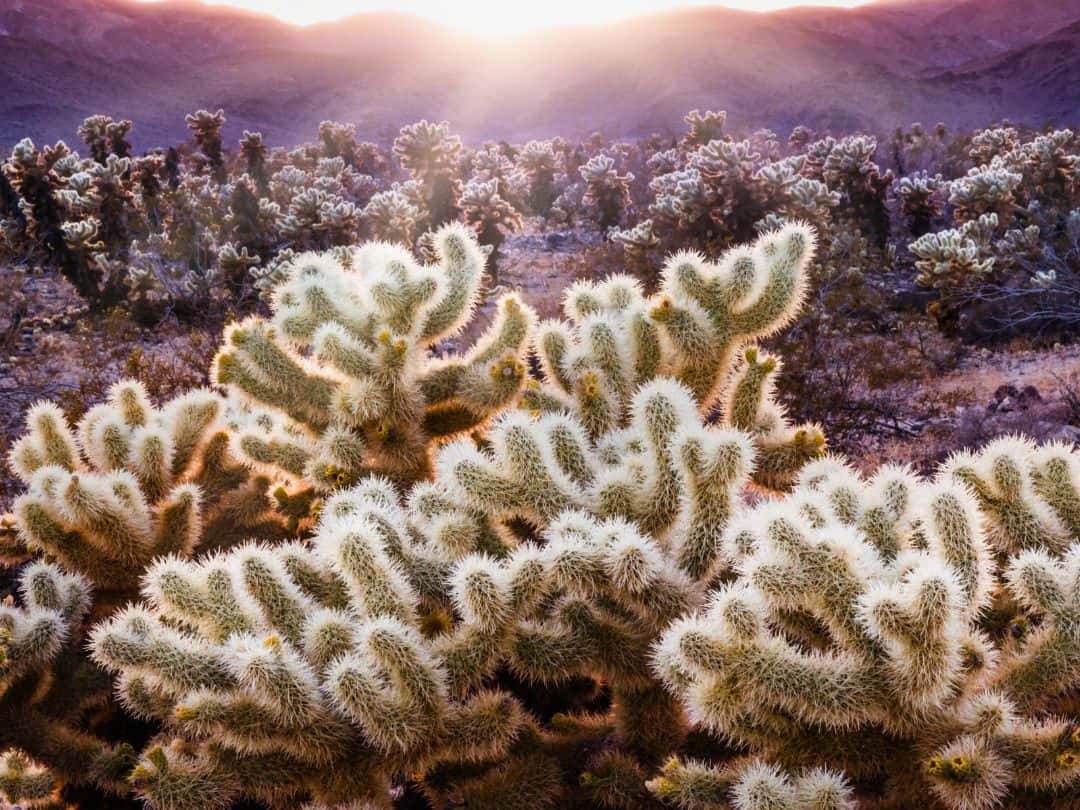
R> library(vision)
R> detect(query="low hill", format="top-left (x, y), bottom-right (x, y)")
top-left (0, 0), bottom-right (1077, 147)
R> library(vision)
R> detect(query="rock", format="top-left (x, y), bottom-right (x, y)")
top-left (544, 232), bottom-right (570, 249)
top-left (991, 383), bottom-right (1041, 413)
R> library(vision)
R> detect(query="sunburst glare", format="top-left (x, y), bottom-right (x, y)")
top-left (138, 0), bottom-right (871, 32)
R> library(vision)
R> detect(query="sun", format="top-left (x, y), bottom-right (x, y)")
top-left (141, 0), bottom-right (872, 34)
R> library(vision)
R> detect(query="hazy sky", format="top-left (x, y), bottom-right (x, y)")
top-left (137, 1), bottom-right (872, 31)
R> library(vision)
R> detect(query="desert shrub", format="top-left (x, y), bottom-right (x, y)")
top-left (901, 127), bottom-right (1079, 336)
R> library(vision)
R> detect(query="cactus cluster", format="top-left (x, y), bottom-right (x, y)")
top-left (2, 109), bottom-right (1080, 810)
top-left (906, 127), bottom-right (1079, 329)
top-left (213, 223), bottom-right (536, 495)
top-left (73, 224), bottom-right (821, 810)
top-left (7, 383), bottom-right (283, 591)
top-left (0, 562), bottom-right (134, 802)
top-left (656, 437), bottom-right (1080, 809)
top-left (30, 222), bottom-right (1073, 810)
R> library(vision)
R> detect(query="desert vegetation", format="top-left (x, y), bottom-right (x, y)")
top-left (0, 108), bottom-right (1077, 810)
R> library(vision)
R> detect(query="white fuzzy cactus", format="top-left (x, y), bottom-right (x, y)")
top-left (213, 223), bottom-right (536, 494)
top-left (655, 441), bottom-right (1080, 810)
top-left (524, 223), bottom-right (824, 490)
top-left (8, 382), bottom-right (283, 591)
top-left (0, 563), bottom-right (134, 798)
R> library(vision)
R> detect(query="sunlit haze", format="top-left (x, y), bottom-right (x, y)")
top-left (136, 0), bottom-right (873, 32)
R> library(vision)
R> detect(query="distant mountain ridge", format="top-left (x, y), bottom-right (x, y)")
top-left (0, 0), bottom-right (1077, 148)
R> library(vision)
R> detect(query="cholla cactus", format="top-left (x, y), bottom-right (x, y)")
top-left (238, 130), bottom-right (269, 192)
top-left (580, 154), bottom-right (634, 230)
top-left (808, 135), bottom-right (893, 247)
top-left (213, 224), bottom-right (536, 491)
top-left (645, 131), bottom-right (840, 253)
top-left (317, 120), bottom-right (361, 167)
top-left (362, 184), bottom-right (421, 247)
top-left (217, 243), bottom-right (261, 284)
top-left (468, 144), bottom-right (517, 188)
top-left (516, 139), bottom-right (561, 216)
top-left (393, 120), bottom-right (463, 227)
top-left (610, 218), bottom-right (660, 261)
top-left (682, 109), bottom-right (728, 148)
top-left (649, 758), bottom-right (854, 810)
top-left (788, 125), bottom-right (814, 152)
top-left (0, 563), bottom-right (134, 797)
top-left (940, 436), bottom-right (1080, 556)
top-left (75, 225), bottom-right (818, 809)
top-left (0, 750), bottom-right (63, 809)
top-left (969, 128), bottom-right (1020, 166)
top-left (904, 126), bottom-right (1078, 331)
top-left (8, 382), bottom-right (284, 591)
top-left (519, 223), bottom-right (822, 491)
top-left (909, 213), bottom-right (997, 312)
top-left (897, 171), bottom-right (945, 236)
top-left (2, 139), bottom-right (104, 299)
top-left (949, 165), bottom-right (1022, 225)
top-left (89, 377), bottom-right (763, 809)
top-left (88, 481), bottom-right (538, 809)
top-left (460, 178), bottom-right (522, 266)
top-left (186, 109), bottom-right (227, 179)
top-left (77, 115), bottom-right (133, 164)
top-left (649, 167), bottom-right (717, 244)
top-left (654, 439), bottom-right (1080, 809)
top-left (280, 188), bottom-right (361, 249)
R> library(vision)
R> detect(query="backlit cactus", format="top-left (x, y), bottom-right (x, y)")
top-left (460, 177), bottom-right (522, 266)
top-left (523, 223), bottom-right (824, 489)
top-left (0, 563), bottom-right (134, 797)
top-left (88, 487), bottom-right (533, 809)
top-left (682, 109), bottom-right (728, 148)
top-left (213, 223), bottom-right (536, 492)
top-left (393, 120), bottom-right (464, 228)
top-left (580, 154), bottom-right (634, 230)
top-left (515, 139), bottom-right (561, 216)
top-left (8, 382), bottom-right (284, 592)
top-left (654, 441), bottom-right (1080, 810)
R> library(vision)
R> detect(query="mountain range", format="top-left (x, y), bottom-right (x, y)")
top-left (1, 0), bottom-right (1077, 148)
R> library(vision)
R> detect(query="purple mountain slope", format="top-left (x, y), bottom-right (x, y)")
top-left (0, 0), bottom-right (1076, 147)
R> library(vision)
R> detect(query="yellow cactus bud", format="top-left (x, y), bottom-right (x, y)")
top-left (649, 297), bottom-right (673, 322)
top-left (651, 777), bottom-right (678, 796)
top-left (949, 755), bottom-right (973, 778)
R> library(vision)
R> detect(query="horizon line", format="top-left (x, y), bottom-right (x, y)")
top-left (130, 0), bottom-right (879, 31)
